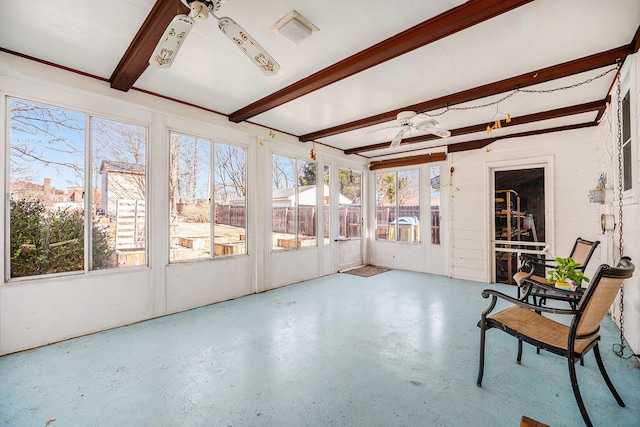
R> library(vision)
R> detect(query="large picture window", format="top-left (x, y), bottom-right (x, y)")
top-left (375, 169), bottom-right (420, 242)
top-left (169, 132), bottom-right (246, 261)
top-left (8, 98), bottom-right (147, 279)
top-left (272, 154), bottom-right (317, 250)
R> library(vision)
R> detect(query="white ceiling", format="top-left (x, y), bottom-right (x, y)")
top-left (1, 0), bottom-right (639, 160)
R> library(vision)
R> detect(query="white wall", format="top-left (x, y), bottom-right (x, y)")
top-left (448, 129), bottom-right (605, 283)
top-left (598, 54), bottom-right (640, 355)
top-left (0, 53), bottom-right (367, 356)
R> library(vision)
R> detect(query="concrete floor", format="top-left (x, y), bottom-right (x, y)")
top-left (1, 270), bottom-right (639, 426)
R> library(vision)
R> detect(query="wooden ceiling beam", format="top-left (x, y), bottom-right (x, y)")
top-left (369, 152), bottom-right (447, 171)
top-left (447, 122), bottom-right (597, 153)
top-left (110, 0), bottom-right (189, 91)
top-left (228, 0), bottom-right (533, 123)
top-left (344, 99), bottom-right (607, 155)
top-left (303, 46), bottom-right (631, 142)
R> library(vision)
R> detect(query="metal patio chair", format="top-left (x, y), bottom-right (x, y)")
top-left (477, 257), bottom-right (634, 427)
top-left (514, 237), bottom-right (600, 308)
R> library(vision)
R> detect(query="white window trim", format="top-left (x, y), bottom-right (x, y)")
top-left (617, 54), bottom-right (639, 205)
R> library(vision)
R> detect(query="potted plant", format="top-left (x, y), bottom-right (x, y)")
top-left (547, 257), bottom-right (590, 291)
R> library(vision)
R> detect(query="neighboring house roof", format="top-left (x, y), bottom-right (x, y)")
top-left (271, 184), bottom-right (353, 205)
top-left (99, 161), bottom-right (145, 175)
top-left (10, 181), bottom-right (65, 195)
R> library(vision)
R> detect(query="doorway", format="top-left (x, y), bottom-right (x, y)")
top-left (337, 169), bottom-right (363, 271)
top-left (492, 166), bottom-right (548, 284)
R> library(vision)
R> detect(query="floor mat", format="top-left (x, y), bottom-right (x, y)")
top-left (342, 265), bottom-right (389, 277)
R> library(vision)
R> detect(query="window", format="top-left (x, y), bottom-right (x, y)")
top-left (323, 165), bottom-right (330, 245)
top-left (621, 90), bottom-right (632, 192)
top-left (339, 169), bottom-right (362, 239)
top-left (430, 165), bottom-right (441, 244)
top-left (272, 154), bottom-right (317, 250)
top-left (169, 131), bottom-right (246, 261)
top-left (8, 98), bottom-right (147, 279)
top-left (375, 169), bottom-right (420, 242)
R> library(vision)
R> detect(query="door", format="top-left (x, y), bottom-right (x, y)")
top-left (337, 169), bottom-right (363, 270)
top-left (492, 165), bottom-right (549, 284)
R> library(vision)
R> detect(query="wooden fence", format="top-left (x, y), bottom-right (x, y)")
top-left (375, 205), bottom-right (440, 244)
top-left (215, 204), bottom-right (246, 228)
top-left (213, 204), bottom-right (441, 242)
top-left (115, 198), bottom-right (145, 250)
top-left (216, 204), bottom-right (362, 238)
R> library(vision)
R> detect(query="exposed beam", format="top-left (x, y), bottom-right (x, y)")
top-left (228, 0), bottom-right (533, 123)
top-left (344, 99), bottom-right (607, 155)
top-left (632, 24), bottom-right (640, 54)
top-left (110, 0), bottom-right (189, 91)
top-left (303, 46), bottom-right (631, 142)
top-left (369, 152), bottom-right (447, 171)
top-left (447, 122), bottom-right (597, 153)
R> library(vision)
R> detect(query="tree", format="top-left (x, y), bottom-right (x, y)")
top-left (9, 98), bottom-right (84, 186)
top-left (376, 172), bottom-right (396, 206)
top-left (339, 170), bottom-right (361, 204)
top-left (272, 154), bottom-right (296, 189)
top-left (92, 117), bottom-right (146, 201)
top-left (397, 170), bottom-right (419, 206)
top-left (298, 160), bottom-right (317, 186)
top-left (9, 199), bottom-right (113, 277)
top-left (215, 143), bottom-right (246, 201)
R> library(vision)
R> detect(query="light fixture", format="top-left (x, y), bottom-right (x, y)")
top-left (272, 10), bottom-right (318, 44)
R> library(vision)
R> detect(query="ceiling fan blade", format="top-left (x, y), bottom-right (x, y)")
top-left (217, 16), bottom-right (280, 76)
top-left (149, 14), bottom-right (194, 68)
top-left (390, 126), bottom-right (408, 148)
top-left (431, 128), bottom-right (451, 138)
top-left (367, 124), bottom-right (399, 134)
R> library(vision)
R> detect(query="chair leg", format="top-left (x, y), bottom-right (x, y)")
top-left (477, 321), bottom-right (486, 387)
top-left (517, 339), bottom-right (523, 364)
top-left (568, 354), bottom-right (593, 427)
top-left (593, 344), bottom-right (625, 407)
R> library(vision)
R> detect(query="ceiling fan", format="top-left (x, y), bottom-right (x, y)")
top-left (149, 0), bottom-right (280, 76)
top-left (387, 111), bottom-right (451, 148)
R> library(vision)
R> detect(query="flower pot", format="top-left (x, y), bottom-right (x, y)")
top-left (554, 280), bottom-right (577, 291)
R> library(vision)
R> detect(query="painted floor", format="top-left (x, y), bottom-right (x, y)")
top-left (1, 270), bottom-right (639, 426)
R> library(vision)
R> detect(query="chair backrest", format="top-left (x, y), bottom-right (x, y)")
top-left (569, 237), bottom-right (600, 270)
top-left (575, 257), bottom-right (634, 338)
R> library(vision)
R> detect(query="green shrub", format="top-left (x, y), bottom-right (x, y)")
top-left (9, 199), bottom-right (114, 278)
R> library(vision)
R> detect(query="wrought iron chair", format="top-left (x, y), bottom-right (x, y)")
top-left (477, 257), bottom-right (634, 427)
top-left (514, 237), bottom-right (600, 308)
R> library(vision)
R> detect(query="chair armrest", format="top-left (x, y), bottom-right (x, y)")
top-left (519, 254), bottom-right (556, 269)
top-left (480, 289), bottom-right (580, 315)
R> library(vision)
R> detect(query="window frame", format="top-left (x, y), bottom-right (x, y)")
top-left (271, 152), bottom-right (318, 251)
top-left (374, 168), bottom-right (421, 243)
top-left (5, 95), bottom-right (150, 282)
top-left (168, 130), bottom-right (248, 263)
top-left (617, 56), bottom-right (639, 205)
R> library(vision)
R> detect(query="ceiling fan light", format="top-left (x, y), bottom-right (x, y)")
top-left (188, 1), bottom-right (210, 20)
top-left (149, 15), bottom-right (194, 68)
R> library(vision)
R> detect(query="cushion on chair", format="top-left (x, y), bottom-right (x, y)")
top-left (514, 272), bottom-right (546, 286)
top-left (488, 306), bottom-right (596, 354)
